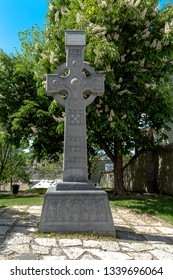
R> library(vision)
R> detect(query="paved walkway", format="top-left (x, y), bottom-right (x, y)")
top-left (0, 206), bottom-right (173, 260)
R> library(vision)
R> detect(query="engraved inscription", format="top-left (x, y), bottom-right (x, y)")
top-left (45, 198), bottom-right (107, 222)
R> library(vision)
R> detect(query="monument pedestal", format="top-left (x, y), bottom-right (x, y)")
top-left (39, 185), bottom-right (115, 236)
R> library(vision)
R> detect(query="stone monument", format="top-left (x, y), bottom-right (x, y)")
top-left (39, 31), bottom-right (115, 235)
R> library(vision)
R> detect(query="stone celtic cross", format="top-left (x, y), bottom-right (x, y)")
top-left (46, 31), bottom-right (104, 183)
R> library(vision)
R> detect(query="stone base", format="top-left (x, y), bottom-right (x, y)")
top-left (38, 186), bottom-right (115, 236)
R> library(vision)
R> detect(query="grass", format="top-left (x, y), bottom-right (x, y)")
top-left (110, 194), bottom-right (173, 226)
top-left (33, 231), bottom-right (114, 240)
top-left (0, 190), bottom-right (173, 226)
top-left (0, 189), bottom-right (45, 207)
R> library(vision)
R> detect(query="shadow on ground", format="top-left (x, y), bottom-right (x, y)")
top-left (115, 225), bottom-right (173, 244)
top-left (0, 206), bottom-right (40, 257)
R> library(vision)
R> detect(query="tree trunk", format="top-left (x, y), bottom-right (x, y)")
top-left (99, 137), bottom-right (125, 196)
top-left (113, 140), bottom-right (124, 195)
top-left (10, 177), bottom-right (13, 193)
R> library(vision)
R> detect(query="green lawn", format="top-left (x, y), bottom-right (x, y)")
top-left (110, 194), bottom-right (173, 226)
top-left (0, 189), bottom-right (45, 207)
top-left (0, 190), bottom-right (173, 226)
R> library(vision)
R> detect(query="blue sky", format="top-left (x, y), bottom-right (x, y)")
top-left (0, 0), bottom-right (48, 53)
top-left (0, 0), bottom-right (172, 54)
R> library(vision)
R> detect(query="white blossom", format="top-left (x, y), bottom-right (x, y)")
top-left (150, 12), bottom-right (156, 17)
top-left (106, 65), bottom-right (113, 72)
top-left (96, 109), bottom-right (101, 117)
top-left (55, 11), bottom-right (59, 22)
top-left (156, 41), bottom-right (161, 50)
top-left (142, 28), bottom-right (150, 39)
top-left (129, 61), bottom-right (138, 64)
top-left (145, 83), bottom-right (157, 90)
top-left (110, 122), bottom-right (115, 129)
top-left (76, 13), bottom-right (83, 23)
top-left (141, 8), bottom-right (147, 20)
top-left (121, 114), bottom-right (127, 119)
top-left (41, 53), bottom-right (47, 59)
top-left (99, 98), bottom-right (103, 104)
top-left (145, 83), bottom-right (150, 89)
top-left (110, 109), bottom-right (115, 117)
top-left (134, 0), bottom-right (141, 7)
top-left (170, 20), bottom-right (173, 26)
top-left (150, 39), bottom-right (157, 48)
top-left (110, 83), bottom-right (121, 90)
top-left (124, 0), bottom-right (140, 7)
top-left (142, 31), bottom-right (150, 39)
top-left (42, 81), bottom-right (47, 88)
top-left (151, 83), bottom-right (157, 90)
top-left (140, 58), bottom-right (145, 67)
top-left (105, 105), bottom-right (109, 112)
top-left (119, 77), bottom-right (123, 83)
top-left (50, 51), bottom-right (58, 64)
top-left (116, 84), bottom-right (121, 89)
top-left (164, 39), bottom-right (169, 46)
top-left (48, 3), bottom-right (54, 11)
top-left (113, 32), bottom-right (119, 41)
top-left (145, 20), bottom-right (150, 28)
top-left (99, 0), bottom-right (107, 8)
top-left (52, 115), bottom-right (59, 122)
top-left (0, 94), bottom-right (5, 99)
top-left (31, 126), bottom-right (37, 134)
top-left (164, 22), bottom-right (171, 34)
top-left (95, 31), bottom-right (107, 37)
top-left (118, 89), bottom-right (129, 95)
top-left (61, 7), bottom-right (68, 15)
top-left (141, 69), bottom-right (148, 72)
top-left (121, 54), bottom-right (126, 63)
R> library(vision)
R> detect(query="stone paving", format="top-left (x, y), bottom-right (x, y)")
top-left (0, 206), bottom-right (173, 260)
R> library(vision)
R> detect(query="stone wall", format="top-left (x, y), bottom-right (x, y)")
top-left (99, 171), bottom-right (114, 189)
top-left (124, 147), bottom-right (173, 196)
top-left (100, 146), bottom-right (173, 196)
top-left (155, 146), bottom-right (173, 196)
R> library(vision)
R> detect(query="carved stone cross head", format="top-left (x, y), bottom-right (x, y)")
top-left (46, 30), bottom-right (104, 107)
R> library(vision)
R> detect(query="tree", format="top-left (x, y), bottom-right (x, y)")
top-left (0, 131), bottom-right (30, 190)
top-left (3, 1), bottom-right (173, 194)
top-left (0, 49), bottom-right (64, 160)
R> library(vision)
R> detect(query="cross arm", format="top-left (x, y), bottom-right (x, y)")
top-left (85, 74), bottom-right (104, 95)
top-left (83, 74), bottom-right (105, 107)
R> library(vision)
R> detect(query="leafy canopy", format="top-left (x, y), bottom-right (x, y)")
top-left (1, 0), bottom-right (173, 162)
top-left (25, 0), bottom-right (173, 157)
